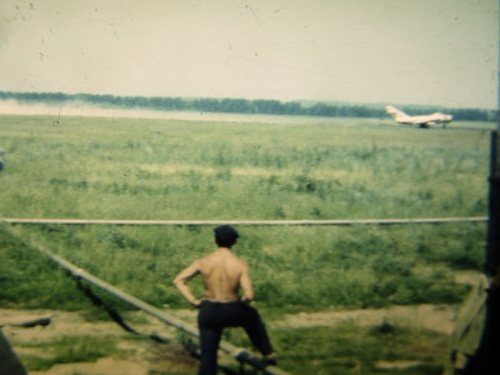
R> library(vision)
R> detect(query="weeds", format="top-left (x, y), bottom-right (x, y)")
top-left (0, 115), bottom-right (491, 374)
top-left (18, 336), bottom-right (118, 371)
top-left (219, 323), bottom-right (447, 375)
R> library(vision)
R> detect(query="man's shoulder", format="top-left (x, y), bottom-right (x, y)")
top-left (204, 249), bottom-right (247, 266)
top-left (230, 254), bottom-right (248, 269)
top-left (199, 249), bottom-right (230, 263)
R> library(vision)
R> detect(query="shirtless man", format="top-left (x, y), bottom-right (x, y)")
top-left (173, 225), bottom-right (275, 375)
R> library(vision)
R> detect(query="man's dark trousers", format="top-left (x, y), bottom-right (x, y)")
top-left (197, 300), bottom-right (273, 375)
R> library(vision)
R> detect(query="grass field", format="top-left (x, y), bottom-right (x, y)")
top-left (0, 113), bottom-right (493, 374)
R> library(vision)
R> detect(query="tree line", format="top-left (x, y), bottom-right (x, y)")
top-left (0, 91), bottom-right (496, 122)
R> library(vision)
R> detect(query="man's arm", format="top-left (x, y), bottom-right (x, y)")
top-left (173, 261), bottom-right (203, 307)
top-left (239, 263), bottom-right (254, 303)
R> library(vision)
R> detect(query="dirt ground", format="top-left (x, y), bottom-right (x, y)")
top-left (0, 271), bottom-right (480, 375)
top-left (1, 308), bottom-right (198, 375)
top-left (0, 302), bottom-right (462, 375)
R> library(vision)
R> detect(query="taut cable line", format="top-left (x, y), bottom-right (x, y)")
top-left (1, 216), bottom-right (488, 226)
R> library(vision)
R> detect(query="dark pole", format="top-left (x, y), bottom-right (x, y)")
top-left (485, 131), bottom-right (500, 277)
top-left (0, 329), bottom-right (27, 375)
top-left (467, 131), bottom-right (500, 375)
top-left (461, 21), bottom-right (500, 374)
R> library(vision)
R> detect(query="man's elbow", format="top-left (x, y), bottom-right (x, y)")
top-left (242, 293), bottom-right (254, 303)
top-left (173, 278), bottom-right (183, 289)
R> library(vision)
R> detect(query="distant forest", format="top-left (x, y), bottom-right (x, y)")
top-left (0, 91), bottom-right (496, 122)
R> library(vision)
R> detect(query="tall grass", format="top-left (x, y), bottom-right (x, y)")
top-left (3, 223), bottom-right (477, 310)
top-left (0, 115), bottom-right (489, 310)
top-left (226, 322), bottom-right (448, 375)
top-left (1, 114), bottom-right (490, 374)
top-left (0, 115), bottom-right (489, 221)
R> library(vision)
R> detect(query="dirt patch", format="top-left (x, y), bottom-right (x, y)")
top-left (30, 358), bottom-right (147, 375)
top-left (1, 309), bottom-right (195, 375)
top-left (275, 304), bottom-right (458, 334)
top-left (3, 271), bottom-right (481, 374)
top-left (0, 303), bottom-right (461, 375)
top-left (375, 360), bottom-right (422, 370)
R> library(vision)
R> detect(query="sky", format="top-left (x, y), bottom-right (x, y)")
top-left (1, 0), bottom-right (499, 109)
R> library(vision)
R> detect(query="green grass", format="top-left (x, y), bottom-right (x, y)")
top-left (0, 114), bottom-right (488, 308)
top-left (275, 324), bottom-right (446, 375)
top-left (0, 115), bottom-right (489, 220)
top-left (210, 321), bottom-right (448, 375)
top-left (18, 336), bottom-right (118, 371)
top-left (0, 114), bottom-right (492, 374)
top-left (0, 223), bottom-right (478, 310)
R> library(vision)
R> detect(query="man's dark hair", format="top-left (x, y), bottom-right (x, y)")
top-left (214, 225), bottom-right (239, 248)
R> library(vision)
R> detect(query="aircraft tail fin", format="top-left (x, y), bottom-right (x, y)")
top-left (386, 105), bottom-right (406, 116)
top-left (385, 105), bottom-right (410, 122)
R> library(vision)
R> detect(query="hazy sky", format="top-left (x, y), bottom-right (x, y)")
top-left (1, 0), bottom-right (498, 108)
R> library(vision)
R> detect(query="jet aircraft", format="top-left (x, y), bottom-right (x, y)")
top-left (385, 105), bottom-right (452, 128)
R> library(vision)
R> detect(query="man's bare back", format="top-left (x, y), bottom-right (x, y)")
top-left (173, 247), bottom-right (254, 306)
top-left (173, 226), bottom-right (276, 374)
